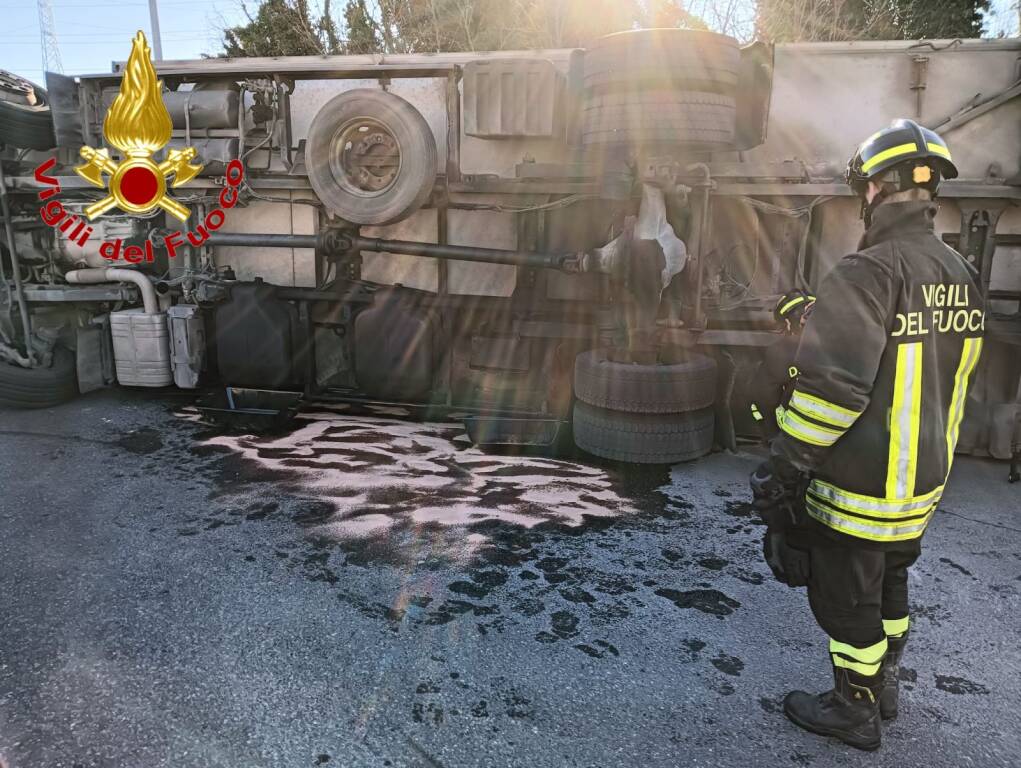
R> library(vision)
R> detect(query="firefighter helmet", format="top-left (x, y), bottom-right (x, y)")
top-left (845, 119), bottom-right (958, 198)
top-left (774, 289), bottom-right (816, 330)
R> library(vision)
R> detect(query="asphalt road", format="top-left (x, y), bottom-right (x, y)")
top-left (1, 389), bottom-right (1019, 768)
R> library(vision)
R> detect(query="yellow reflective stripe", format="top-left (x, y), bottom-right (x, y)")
top-left (927, 142), bottom-right (952, 160)
top-left (945, 337), bottom-right (983, 478)
top-left (789, 390), bottom-right (860, 429)
top-left (883, 616), bottom-right (910, 637)
top-left (805, 497), bottom-right (933, 542)
top-left (887, 342), bottom-right (923, 499)
top-left (830, 637), bottom-right (888, 665)
top-left (809, 478), bottom-right (942, 514)
top-left (750, 403), bottom-right (763, 421)
top-left (778, 296), bottom-right (806, 316)
top-left (780, 409), bottom-right (842, 447)
top-left (808, 478), bottom-right (942, 515)
top-left (830, 636), bottom-right (887, 676)
top-left (861, 142), bottom-right (918, 173)
top-left (806, 487), bottom-right (937, 520)
top-left (833, 656), bottom-right (883, 676)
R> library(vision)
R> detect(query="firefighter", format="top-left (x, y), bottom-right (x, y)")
top-left (749, 118), bottom-right (984, 751)
top-left (750, 289), bottom-right (817, 439)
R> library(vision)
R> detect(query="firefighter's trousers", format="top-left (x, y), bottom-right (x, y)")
top-left (804, 539), bottom-right (920, 677)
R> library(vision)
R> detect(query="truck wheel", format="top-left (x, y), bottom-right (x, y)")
top-left (583, 29), bottom-right (741, 93)
top-left (0, 347), bottom-right (78, 409)
top-left (581, 90), bottom-right (736, 148)
top-left (574, 348), bottom-right (717, 413)
top-left (573, 401), bottom-right (713, 464)
top-left (0, 71), bottom-right (56, 151)
top-left (305, 89), bottom-right (437, 226)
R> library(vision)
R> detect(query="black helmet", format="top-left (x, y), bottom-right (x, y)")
top-left (774, 288), bottom-right (816, 330)
top-left (846, 119), bottom-right (958, 198)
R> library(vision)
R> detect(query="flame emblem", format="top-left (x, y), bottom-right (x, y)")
top-left (75, 31), bottom-right (203, 221)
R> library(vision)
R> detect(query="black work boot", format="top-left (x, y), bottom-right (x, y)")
top-left (784, 666), bottom-right (883, 751)
top-left (880, 633), bottom-right (908, 720)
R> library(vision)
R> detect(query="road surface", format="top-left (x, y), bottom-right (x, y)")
top-left (1, 390), bottom-right (1018, 767)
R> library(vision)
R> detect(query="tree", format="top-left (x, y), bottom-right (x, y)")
top-left (343, 0), bottom-right (383, 53)
top-left (223, 0), bottom-right (342, 56)
top-left (756, 0), bottom-right (989, 42)
top-left (896, 0), bottom-right (987, 38)
top-left (219, 0), bottom-right (712, 57)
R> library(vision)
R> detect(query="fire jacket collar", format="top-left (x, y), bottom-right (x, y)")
top-left (859, 201), bottom-right (938, 250)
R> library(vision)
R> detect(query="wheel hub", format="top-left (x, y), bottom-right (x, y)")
top-left (331, 119), bottom-right (401, 196)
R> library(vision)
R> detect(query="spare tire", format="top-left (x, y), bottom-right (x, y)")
top-left (305, 89), bottom-right (437, 226)
top-left (583, 29), bottom-right (741, 93)
top-left (581, 90), bottom-right (736, 149)
top-left (573, 401), bottom-right (714, 464)
top-left (0, 70), bottom-right (56, 150)
top-left (574, 348), bottom-right (717, 413)
top-left (0, 347), bottom-right (78, 409)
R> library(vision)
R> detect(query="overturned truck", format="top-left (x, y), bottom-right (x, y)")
top-left (1, 31), bottom-right (1020, 466)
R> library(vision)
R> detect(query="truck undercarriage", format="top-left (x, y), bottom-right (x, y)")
top-left (2, 30), bottom-right (1020, 470)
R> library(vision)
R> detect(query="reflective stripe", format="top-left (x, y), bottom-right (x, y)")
top-left (750, 403), bottom-right (763, 421)
top-left (883, 616), bottom-right (910, 637)
top-left (789, 390), bottom-right (860, 430)
top-left (780, 409), bottom-right (842, 447)
top-left (805, 497), bottom-right (933, 542)
top-left (806, 481), bottom-right (941, 517)
top-left (830, 637), bottom-right (887, 676)
top-left (927, 142), bottom-right (952, 160)
top-left (945, 337), bottom-right (983, 479)
top-left (886, 342), bottom-right (923, 499)
top-left (778, 296), bottom-right (806, 316)
top-left (861, 142), bottom-right (918, 173)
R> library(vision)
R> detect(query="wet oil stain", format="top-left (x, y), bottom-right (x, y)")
top-left (938, 557), bottom-right (975, 578)
top-left (935, 675), bottom-right (989, 695)
top-left (575, 640), bottom-right (619, 658)
top-left (910, 602), bottom-right (951, 627)
top-left (654, 588), bottom-right (741, 618)
top-left (162, 405), bottom-right (777, 698)
top-left (758, 696), bottom-right (783, 714)
top-left (114, 427), bottom-right (163, 455)
top-left (411, 701), bottom-right (445, 725)
top-left (698, 556), bottom-right (729, 571)
top-left (710, 653), bottom-right (745, 676)
top-left (681, 638), bottom-right (706, 662)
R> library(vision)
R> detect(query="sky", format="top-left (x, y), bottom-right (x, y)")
top-left (1, 0), bottom-right (1019, 84)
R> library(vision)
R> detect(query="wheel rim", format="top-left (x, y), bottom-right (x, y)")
top-left (328, 117), bottom-right (402, 198)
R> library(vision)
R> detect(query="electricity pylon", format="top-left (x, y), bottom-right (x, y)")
top-left (37, 0), bottom-right (63, 74)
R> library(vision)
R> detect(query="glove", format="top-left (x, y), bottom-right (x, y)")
top-left (749, 456), bottom-right (804, 528)
top-left (763, 528), bottom-right (811, 588)
top-left (750, 456), bottom-right (810, 587)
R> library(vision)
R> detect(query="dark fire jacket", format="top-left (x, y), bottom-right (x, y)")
top-left (772, 201), bottom-right (985, 548)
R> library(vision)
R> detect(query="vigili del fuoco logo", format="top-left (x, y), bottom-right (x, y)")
top-left (33, 30), bottom-right (245, 263)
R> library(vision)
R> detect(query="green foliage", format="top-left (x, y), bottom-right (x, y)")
top-left (223, 0), bottom-right (343, 56)
top-left (895, 0), bottom-right (988, 39)
top-left (342, 0), bottom-right (382, 53)
top-left (756, 0), bottom-right (990, 42)
top-left (219, 0), bottom-right (712, 57)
